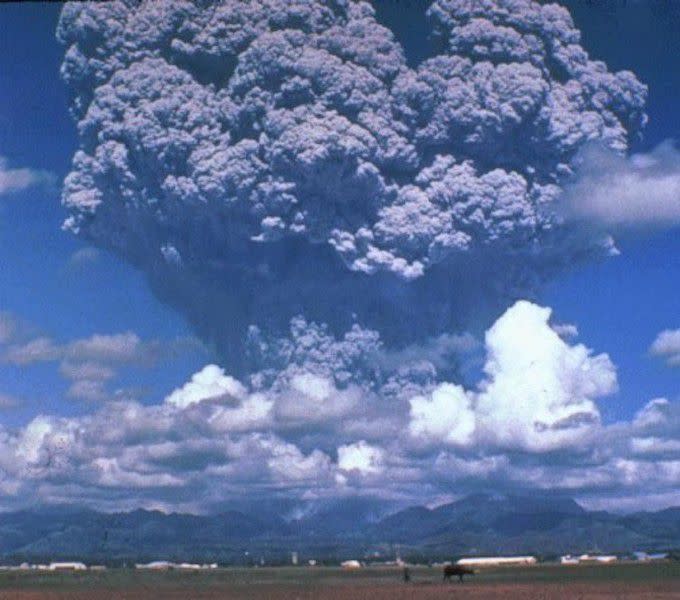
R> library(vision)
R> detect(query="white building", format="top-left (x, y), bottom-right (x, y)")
top-left (456, 556), bottom-right (537, 567)
top-left (340, 559), bottom-right (362, 569)
top-left (48, 562), bottom-right (87, 571)
top-left (135, 561), bottom-right (174, 570)
top-left (135, 561), bottom-right (216, 570)
top-left (560, 555), bottom-right (579, 565)
top-left (577, 554), bottom-right (617, 564)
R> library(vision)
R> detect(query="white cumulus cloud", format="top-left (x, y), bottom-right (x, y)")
top-left (0, 304), bottom-right (675, 512)
top-left (337, 441), bottom-right (385, 475)
top-left (409, 383), bottom-right (476, 447)
top-left (165, 364), bottom-right (247, 408)
top-left (563, 142), bottom-right (680, 227)
top-left (475, 301), bottom-right (617, 452)
top-left (409, 301), bottom-right (617, 452)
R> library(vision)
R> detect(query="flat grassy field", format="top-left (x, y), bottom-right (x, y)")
top-left (0, 562), bottom-right (677, 599)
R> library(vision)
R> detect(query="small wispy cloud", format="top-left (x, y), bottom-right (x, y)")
top-left (59, 361), bottom-right (118, 402)
top-left (2, 333), bottom-right (145, 403)
top-left (3, 332), bottom-right (153, 367)
top-left (65, 379), bottom-right (111, 403)
top-left (1, 323), bottom-right (205, 403)
top-left (650, 328), bottom-right (680, 367)
top-left (58, 361), bottom-right (116, 382)
top-left (0, 393), bottom-right (19, 409)
top-left (3, 337), bottom-right (60, 365)
top-left (551, 322), bottom-right (579, 339)
top-left (67, 247), bottom-right (100, 268)
top-left (0, 313), bottom-right (17, 345)
top-left (0, 157), bottom-right (54, 196)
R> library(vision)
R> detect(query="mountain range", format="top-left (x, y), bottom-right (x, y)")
top-left (0, 494), bottom-right (678, 564)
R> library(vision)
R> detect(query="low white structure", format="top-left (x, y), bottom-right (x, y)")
top-left (340, 559), bottom-right (362, 569)
top-left (634, 551), bottom-right (668, 561)
top-left (135, 561), bottom-right (217, 570)
top-left (456, 556), bottom-right (537, 567)
top-left (560, 555), bottom-right (579, 565)
top-left (48, 562), bottom-right (87, 571)
top-left (135, 561), bottom-right (174, 570)
top-left (577, 554), bottom-right (617, 564)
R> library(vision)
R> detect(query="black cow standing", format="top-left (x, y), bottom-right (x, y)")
top-left (443, 564), bottom-right (475, 583)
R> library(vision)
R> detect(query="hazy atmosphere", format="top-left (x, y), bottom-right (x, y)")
top-left (0, 0), bottom-right (678, 520)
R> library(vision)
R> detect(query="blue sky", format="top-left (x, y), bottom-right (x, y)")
top-left (0, 1), bottom-right (677, 512)
top-left (0, 4), bottom-right (208, 426)
top-left (544, 0), bottom-right (680, 422)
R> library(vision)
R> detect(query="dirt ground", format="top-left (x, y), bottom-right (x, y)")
top-left (1, 582), bottom-right (679, 600)
top-left (0, 563), bottom-right (677, 599)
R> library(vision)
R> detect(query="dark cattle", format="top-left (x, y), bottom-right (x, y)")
top-left (443, 564), bottom-right (475, 583)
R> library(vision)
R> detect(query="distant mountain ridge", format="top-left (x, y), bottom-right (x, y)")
top-left (0, 494), bottom-right (677, 563)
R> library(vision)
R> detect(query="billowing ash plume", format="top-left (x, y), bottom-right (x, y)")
top-left (57, 0), bottom-right (646, 376)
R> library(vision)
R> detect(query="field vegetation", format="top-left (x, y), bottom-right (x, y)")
top-left (0, 562), bottom-right (677, 599)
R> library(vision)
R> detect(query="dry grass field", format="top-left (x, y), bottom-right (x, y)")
top-left (0, 562), bottom-right (677, 599)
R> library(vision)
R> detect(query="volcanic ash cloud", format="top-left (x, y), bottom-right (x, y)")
top-left (57, 0), bottom-right (646, 378)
